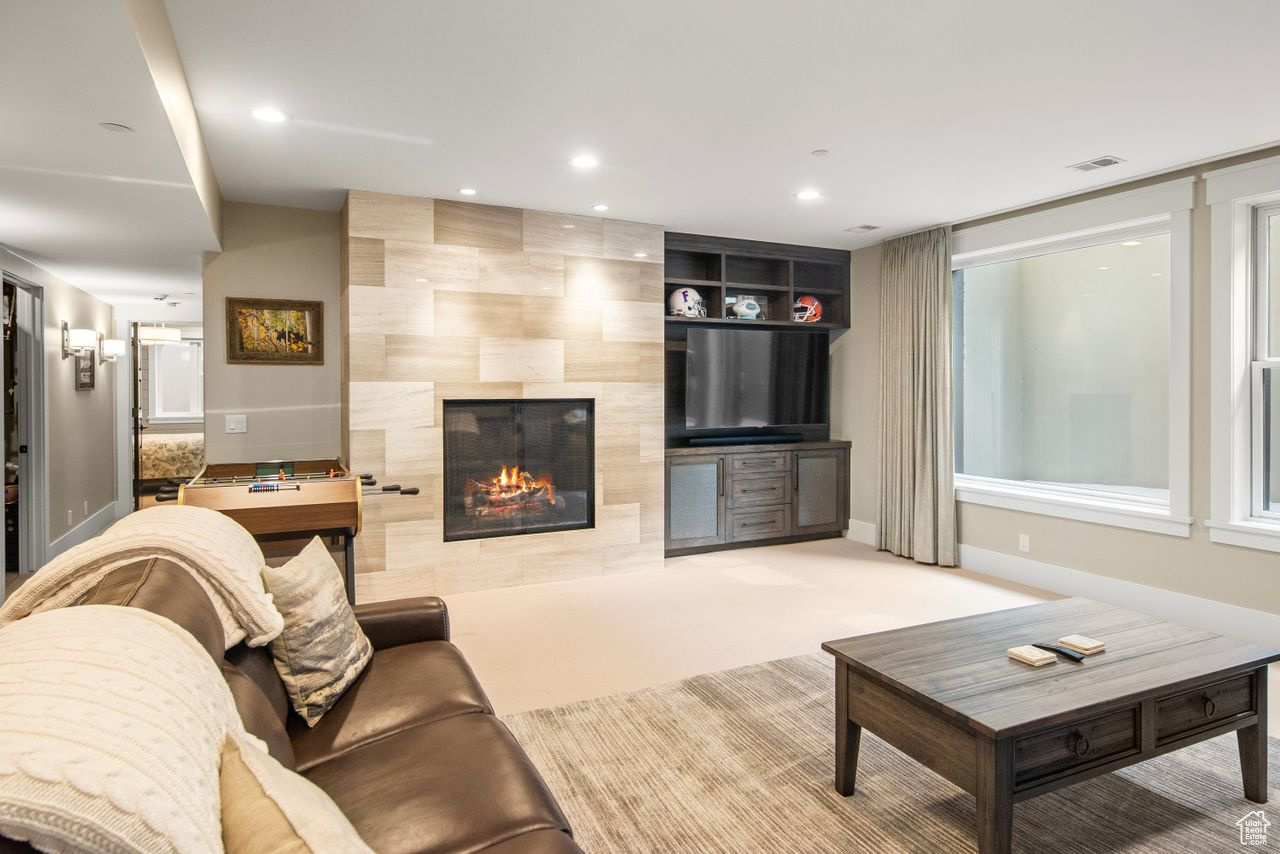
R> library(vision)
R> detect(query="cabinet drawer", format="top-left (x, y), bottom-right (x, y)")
top-left (730, 453), bottom-right (789, 474)
top-left (729, 474), bottom-right (789, 508)
top-left (728, 507), bottom-right (789, 542)
top-left (1013, 707), bottom-right (1138, 788)
top-left (1155, 673), bottom-right (1255, 743)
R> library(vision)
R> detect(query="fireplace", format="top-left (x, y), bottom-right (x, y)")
top-left (443, 399), bottom-right (595, 541)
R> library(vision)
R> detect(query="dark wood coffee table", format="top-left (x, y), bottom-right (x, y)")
top-left (822, 598), bottom-right (1278, 854)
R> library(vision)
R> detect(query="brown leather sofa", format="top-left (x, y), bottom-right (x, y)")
top-left (0, 557), bottom-right (582, 854)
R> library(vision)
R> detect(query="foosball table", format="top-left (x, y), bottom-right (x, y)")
top-left (168, 458), bottom-right (415, 603)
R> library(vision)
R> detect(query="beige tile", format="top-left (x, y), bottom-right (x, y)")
top-left (522, 211), bottom-right (604, 257)
top-left (435, 560), bottom-right (524, 595)
top-left (385, 519), bottom-right (443, 574)
top-left (348, 237), bottom-right (386, 286)
top-left (520, 382), bottom-right (604, 400)
top-left (478, 337), bottom-right (565, 383)
top-left (363, 488), bottom-right (436, 524)
top-left (355, 565), bottom-right (435, 604)
top-left (349, 381), bottom-right (435, 430)
top-left (432, 383), bottom-right (524, 424)
top-left (384, 241), bottom-right (479, 289)
top-left (353, 521), bottom-right (386, 574)
top-left (602, 300), bottom-right (664, 343)
top-left (348, 285), bottom-right (433, 336)
top-left (564, 256), bottom-right (664, 302)
top-left (348, 191), bottom-right (434, 243)
top-left (602, 464), bottom-right (663, 508)
top-left (578, 503), bottom-right (641, 549)
top-left (435, 200), bottom-right (523, 250)
top-left (433, 291), bottom-right (524, 338)
top-left (602, 219), bottom-right (663, 262)
top-left (478, 531), bottom-right (568, 562)
top-left (521, 295), bottom-right (602, 341)
top-left (478, 251), bottom-right (565, 296)
top-left (385, 335), bottom-right (480, 382)
top-left (347, 333), bottom-right (387, 382)
top-left (348, 430), bottom-right (386, 479)
top-left (384, 427), bottom-right (443, 480)
top-left (564, 341), bottom-right (663, 382)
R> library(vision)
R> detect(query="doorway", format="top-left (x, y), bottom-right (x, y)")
top-left (3, 273), bottom-right (47, 599)
top-left (131, 322), bottom-right (205, 508)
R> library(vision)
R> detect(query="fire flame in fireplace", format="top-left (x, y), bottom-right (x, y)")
top-left (464, 464), bottom-right (560, 517)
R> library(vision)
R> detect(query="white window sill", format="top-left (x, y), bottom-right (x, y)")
top-left (1205, 519), bottom-right (1280, 553)
top-left (954, 475), bottom-right (1192, 537)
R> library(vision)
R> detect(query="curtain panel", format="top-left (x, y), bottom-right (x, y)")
top-left (877, 226), bottom-right (957, 566)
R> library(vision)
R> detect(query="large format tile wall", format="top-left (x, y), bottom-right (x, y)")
top-left (341, 191), bottom-right (666, 600)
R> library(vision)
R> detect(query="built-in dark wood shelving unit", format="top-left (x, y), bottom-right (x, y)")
top-left (664, 232), bottom-right (851, 329)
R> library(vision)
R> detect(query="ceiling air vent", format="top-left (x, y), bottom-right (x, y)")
top-left (845, 225), bottom-right (881, 233)
top-left (1068, 155), bottom-right (1126, 173)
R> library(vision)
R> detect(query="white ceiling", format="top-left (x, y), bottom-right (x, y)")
top-left (165, 0), bottom-right (1280, 250)
top-left (0, 1), bottom-right (214, 314)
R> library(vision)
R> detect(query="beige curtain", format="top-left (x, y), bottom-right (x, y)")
top-left (877, 226), bottom-right (957, 566)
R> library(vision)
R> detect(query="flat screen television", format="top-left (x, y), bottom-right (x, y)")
top-left (685, 328), bottom-right (829, 430)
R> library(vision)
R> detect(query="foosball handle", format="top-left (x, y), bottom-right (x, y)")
top-left (382, 484), bottom-right (401, 492)
top-left (362, 478), bottom-right (376, 487)
top-left (155, 492), bottom-right (178, 502)
top-left (399, 487), bottom-right (420, 496)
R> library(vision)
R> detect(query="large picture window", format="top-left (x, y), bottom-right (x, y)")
top-left (953, 233), bottom-right (1171, 500)
top-left (1255, 205), bottom-right (1280, 516)
top-left (148, 340), bottom-right (204, 423)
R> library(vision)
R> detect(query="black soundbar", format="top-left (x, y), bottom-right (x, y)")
top-left (687, 433), bottom-right (804, 447)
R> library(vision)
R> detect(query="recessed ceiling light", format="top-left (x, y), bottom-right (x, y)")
top-left (810, 149), bottom-right (829, 157)
top-left (1097, 266), bottom-right (1111, 271)
top-left (592, 204), bottom-right (609, 212)
top-left (845, 225), bottom-right (881, 233)
top-left (250, 106), bottom-right (290, 123)
top-left (795, 189), bottom-right (822, 201)
top-left (459, 188), bottom-right (477, 196)
top-left (633, 252), bottom-right (648, 258)
top-left (1152, 272), bottom-right (1164, 277)
top-left (570, 154), bottom-right (599, 169)
top-left (98, 122), bottom-right (134, 133)
top-left (1121, 240), bottom-right (1141, 246)
top-left (562, 223), bottom-right (576, 229)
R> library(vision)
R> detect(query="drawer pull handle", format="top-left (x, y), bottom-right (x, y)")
top-left (740, 486), bottom-right (776, 493)
top-left (1202, 695), bottom-right (1217, 718)
top-left (739, 520), bottom-right (773, 528)
top-left (1071, 732), bottom-right (1090, 758)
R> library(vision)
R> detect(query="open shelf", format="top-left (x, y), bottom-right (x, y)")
top-left (664, 233), bottom-right (850, 331)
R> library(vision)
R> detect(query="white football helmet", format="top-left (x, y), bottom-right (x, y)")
top-left (668, 287), bottom-right (706, 318)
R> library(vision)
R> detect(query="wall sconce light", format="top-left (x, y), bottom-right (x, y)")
top-left (61, 322), bottom-right (97, 359)
top-left (99, 334), bottom-right (126, 364)
top-left (136, 324), bottom-right (182, 345)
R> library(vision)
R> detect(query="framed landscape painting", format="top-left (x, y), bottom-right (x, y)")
top-left (226, 297), bottom-right (324, 365)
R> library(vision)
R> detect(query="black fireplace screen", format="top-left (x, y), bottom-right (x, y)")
top-left (443, 399), bottom-right (595, 541)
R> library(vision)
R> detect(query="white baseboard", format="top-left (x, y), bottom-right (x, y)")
top-left (845, 519), bottom-right (877, 546)
top-left (47, 501), bottom-right (118, 561)
top-left (958, 544), bottom-right (1280, 648)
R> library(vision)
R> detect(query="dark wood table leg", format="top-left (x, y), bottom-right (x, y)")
top-left (975, 736), bottom-right (1014, 854)
top-left (344, 531), bottom-right (356, 605)
top-left (835, 663), bottom-right (862, 796)
top-left (1239, 666), bottom-right (1268, 803)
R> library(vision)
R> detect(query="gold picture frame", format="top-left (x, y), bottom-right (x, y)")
top-left (225, 297), bottom-right (324, 365)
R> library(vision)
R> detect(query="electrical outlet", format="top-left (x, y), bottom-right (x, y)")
top-left (1018, 534), bottom-right (1030, 553)
top-left (226, 414), bottom-right (247, 434)
top-left (66, 510), bottom-right (73, 527)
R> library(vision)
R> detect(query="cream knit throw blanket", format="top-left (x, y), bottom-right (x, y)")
top-left (0, 606), bottom-right (371, 853)
top-left (0, 606), bottom-right (242, 852)
top-left (0, 506), bottom-right (283, 649)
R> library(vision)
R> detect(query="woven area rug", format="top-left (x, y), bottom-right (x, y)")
top-left (504, 654), bottom-right (1277, 853)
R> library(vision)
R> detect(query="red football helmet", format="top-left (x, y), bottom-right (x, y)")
top-left (792, 295), bottom-right (823, 322)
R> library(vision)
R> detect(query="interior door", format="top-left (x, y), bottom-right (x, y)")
top-left (792, 448), bottom-right (847, 536)
top-left (665, 453), bottom-right (726, 550)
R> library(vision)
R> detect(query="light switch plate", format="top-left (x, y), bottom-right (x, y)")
top-left (226, 414), bottom-right (247, 434)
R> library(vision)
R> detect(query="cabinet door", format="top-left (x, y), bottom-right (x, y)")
top-left (792, 449), bottom-right (847, 536)
top-left (666, 454), bottom-right (726, 549)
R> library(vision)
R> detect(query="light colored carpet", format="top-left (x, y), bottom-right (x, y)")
top-left (505, 654), bottom-right (1277, 853)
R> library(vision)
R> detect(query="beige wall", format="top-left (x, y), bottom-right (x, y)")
top-left (835, 147), bottom-right (1280, 617)
top-left (341, 191), bottom-right (665, 601)
top-left (2, 247), bottom-right (117, 548)
top-left (202, 202), bottom-right (341, 462)
top-left (830, 243), bottom-right (881, 529)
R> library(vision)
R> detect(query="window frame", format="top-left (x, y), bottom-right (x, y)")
top-left (147, 340), bottom-right (204, 424)
top-left (1205, 156), bottom-right (1280, 552)
top-left (950, 178), bottom-right (1194, 537)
